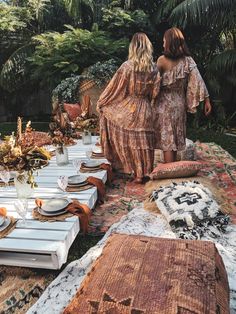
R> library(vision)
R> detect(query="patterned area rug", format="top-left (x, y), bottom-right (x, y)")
top-left (27, 207), bottom-right (236, 314)
top-left (88, 172), bottom-right (145, 234)
top-left (0, 267), bottom-right (57, 314)
top-left (1, 142), bottom-right (235, 313)
top-left (0, 174), bottom-right (145, 314)
top-left (196, 142), bottom-right (236, 223)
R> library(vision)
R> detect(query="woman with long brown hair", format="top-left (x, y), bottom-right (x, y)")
top-left (97, 33), bottom-right (161, 183)
top-left (156, 27), bottom-right (211, 163)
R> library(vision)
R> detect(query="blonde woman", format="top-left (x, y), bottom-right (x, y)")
top-left (156, 27), bottom-right (211, 163)
top-left (97, 33), bottom-right (161, 183)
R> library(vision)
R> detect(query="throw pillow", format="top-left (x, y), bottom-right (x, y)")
top-left (63, 103), bottom-right (82, 121)
top-left (152, 181), bottom-right (229, 239)
top-left (150, 160), bottom-right (203, 180)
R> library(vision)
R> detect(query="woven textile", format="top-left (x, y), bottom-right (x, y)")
top-left (64, 234), bottom-right (229, 314)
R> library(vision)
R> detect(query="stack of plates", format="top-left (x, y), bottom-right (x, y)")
top-left (80, 161), bottom-right (101, 171)
top-left (91, 147), bottom-right (104, 159)
top-left (37, 198), bottom-right (70, 216)
top-left (0, 177), bottom-right (14, 185)
top-left (67, 175), bottom-right (88, 188)
top-left (0, 215), bottom-right (11, 232)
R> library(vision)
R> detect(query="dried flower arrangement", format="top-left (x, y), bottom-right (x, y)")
top-left (49, 104), bottom-right (76, 152)
top-left (0, 117), bottom-right (51, 187)
top-left (73, 95), bottom-right (99, 134)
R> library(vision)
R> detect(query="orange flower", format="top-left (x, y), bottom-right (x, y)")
top-left (0, 207), bottom-right (7, 217)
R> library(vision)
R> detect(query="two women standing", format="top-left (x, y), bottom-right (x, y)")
top-left (97, 28), bottom-right (211, 183)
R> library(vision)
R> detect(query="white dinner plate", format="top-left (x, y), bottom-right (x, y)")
top-left (0, 216), bottom-right (5, 227)
top-left (92, 147), bottom-right (103, 154)
top-left (83, 161), bottom-right (101, 168)
top-left (37, 207), bottom-right (67, 217)
top-left (68, 175), bottom-right (87, 185)
top-left (67, 181), bottom-right (88, 188)
top-left (0, 216), bottom-right (11, 232)
top-left (41, 198), bottom-right (70, 213)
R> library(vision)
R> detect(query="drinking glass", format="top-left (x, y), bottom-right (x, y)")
top-left (0, 170), bottom-right (10, 188)
top-left (57, 175), bottom-right (68, 195)
top-left (14, 199), bottom-right (27, 226)
top-left (86, 149), bottom-right (92, 160)
top-left (72, 159), bottom-right (82, 174)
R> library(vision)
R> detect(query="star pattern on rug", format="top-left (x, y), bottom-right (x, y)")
top-left (88, 292), bottom-right (145, 313)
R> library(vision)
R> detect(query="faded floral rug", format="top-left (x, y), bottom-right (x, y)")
top-left (1, 142), bottom-right (235, 313)
top-left (0, 174), bottom-right (145, 314)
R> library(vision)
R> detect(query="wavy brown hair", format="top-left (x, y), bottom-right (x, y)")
top-left (163, 28), bottom-right (191, 59)
top-left (128, 32), bottom-right (154, 72)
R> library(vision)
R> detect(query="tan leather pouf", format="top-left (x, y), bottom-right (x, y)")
top-left (64, 234), bottom-right (229, 314)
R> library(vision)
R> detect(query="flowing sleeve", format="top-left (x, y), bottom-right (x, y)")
top-left (152, 70), bottom-right (161, 101)
top-left (97, 62), bottom-right (129, 112)
top-left (186, 57), bottom-right (209, 113)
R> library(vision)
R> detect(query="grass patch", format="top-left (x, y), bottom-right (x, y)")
top-left (0, 122), bottom-right (49, 137)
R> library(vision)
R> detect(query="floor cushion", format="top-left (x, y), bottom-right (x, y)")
top-left (150, 161), bottom-right (204, 180)
top-left (63, 234), bottom-right (229, 314)
top-left (152, 181), bottom-right (230, 239)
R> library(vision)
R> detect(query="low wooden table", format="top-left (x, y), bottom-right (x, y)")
top-left (0, 137), bottom-right (108, 269)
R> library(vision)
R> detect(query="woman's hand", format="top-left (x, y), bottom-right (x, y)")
top-left (204, 98), bottom-right (212, 116)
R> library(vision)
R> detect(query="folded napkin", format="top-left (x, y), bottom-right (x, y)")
top-left (86, 176), bottom-right (105, 203)
top-left (66, 200), bottom-right (91, 234)
top-left (99, 163), bottom-right (113, 184)
top-left (35, 199), bottom-right (91, 234)
top-left (80, 163), bottom-right (113, 184)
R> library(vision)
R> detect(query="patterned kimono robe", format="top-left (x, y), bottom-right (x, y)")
top-left (156, 56), bottom-right (209, 151)
top-left (97, 60), bottom-right (161, 178)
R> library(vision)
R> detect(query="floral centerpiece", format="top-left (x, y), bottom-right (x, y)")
top-left (0, 118), bottom-right (51, 187)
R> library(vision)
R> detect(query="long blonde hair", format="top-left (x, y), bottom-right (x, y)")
top-left (128, 32), bottom-right (154, 72)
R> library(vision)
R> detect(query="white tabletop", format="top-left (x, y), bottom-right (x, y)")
top-left (0, 137), bottom-right (108, 269)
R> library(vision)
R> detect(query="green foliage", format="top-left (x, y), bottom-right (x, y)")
top-left (85, 59), bottom-right (118, 86)
top-left (52, 58), bottom-right (118, 102)
top-left (52, 75), bottom-right (82, 103)
top-left (27, 27), bottom-right (128, 86)
top-left (0, 3), bottom-right (32, 32)
top-left (169, 0), bottom-right (235, 28)
top-left (0, 44), bottom-right (35, 92)
top-left (101, 7), bottom-right (151, 38)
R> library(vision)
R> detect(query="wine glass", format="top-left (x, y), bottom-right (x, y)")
top-left (86, 149), bottom-right (92, 160)
top-left (57, 175), bottom-right (68, 196)
top-left (0, 170), bottom-right (10, 188)
top-left (14, 199), bottom-right (27, 226)
top-left (72, 159), bottom-right (82, 174)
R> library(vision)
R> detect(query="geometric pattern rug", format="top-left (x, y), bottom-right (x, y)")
top-left (27, 206), bottom-right (236, 314)
top-left (1, 142), bottom-right (235, 313)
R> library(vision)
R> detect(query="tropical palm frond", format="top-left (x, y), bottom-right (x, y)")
top-left (63, 0), bottom-right (94, 19)
top-left (154, 0), bottom-right (183, 23)
top-left (208, 49), bottom-right (236, 75)
top-left (0, 43), bottom-right (35, 91)
top-left (169, 0), bottom-right (235, 28)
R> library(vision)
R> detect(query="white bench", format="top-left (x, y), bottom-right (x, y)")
top-left (0, 138), bottom-right (108, 269)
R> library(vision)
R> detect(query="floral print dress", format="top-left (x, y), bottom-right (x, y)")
top-left (156, 56), bottom-right (209, 151)
top-left (97, 60), bottom-right (161, 178)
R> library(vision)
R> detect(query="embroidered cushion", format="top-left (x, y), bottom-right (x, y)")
top-left (63, 103), bottom-right (82, 121)
top-left (152, 181), bottom-right (229, 239)
top-left (150, 161), bottom-right (203, 180)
